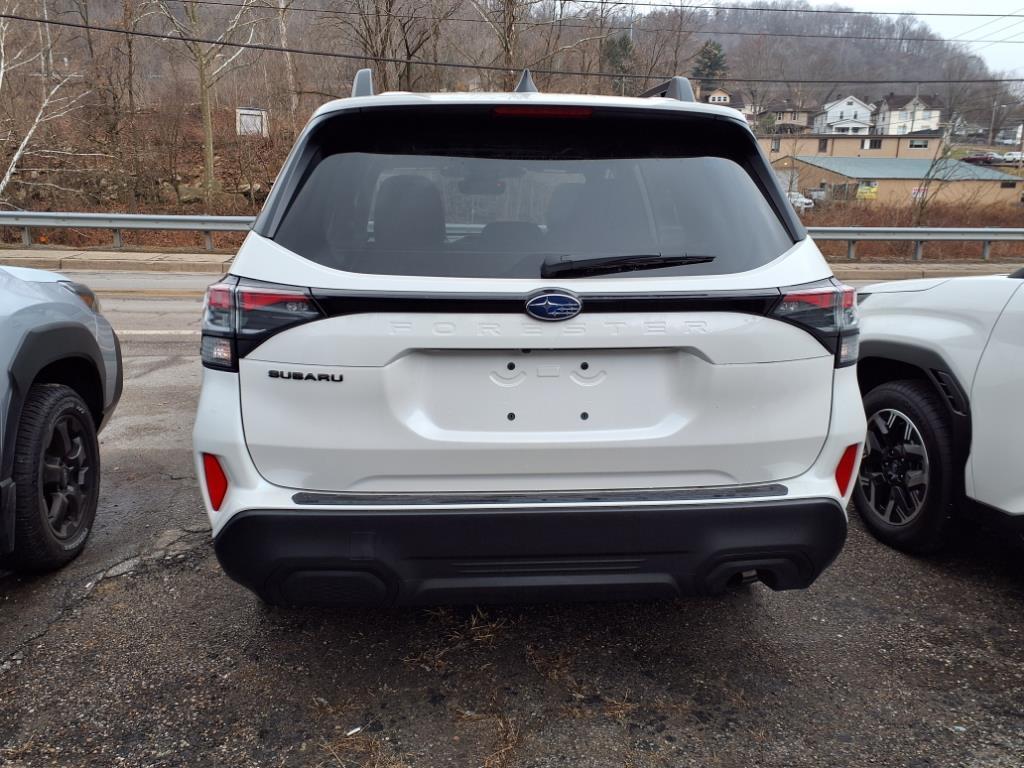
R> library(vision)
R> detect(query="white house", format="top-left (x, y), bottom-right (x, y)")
top-left (702, 87), bottom-right (733, 105)
top-left (873, 93), bottom-right (943, 135)
top-left (699, 87), bottom-right (756, 123)
top-left (812, 95), bottom-right (874, 135)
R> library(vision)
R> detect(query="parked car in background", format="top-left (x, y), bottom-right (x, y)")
top-left (962, 151), bottom-right (1004, 165)
top-left (194, 71), bottom-right (865, 607)
top-left (0, 267), bottom-right (122, 571)
top-left (855, 271), bottom-right (1024, 553)
top-left (1001, 151), bottom-right (1023, 163)
top-left (787, 190), bottom-right (815, 210)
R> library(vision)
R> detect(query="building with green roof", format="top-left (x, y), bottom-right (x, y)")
top-left (772, 156), bottom-right (1022, 206)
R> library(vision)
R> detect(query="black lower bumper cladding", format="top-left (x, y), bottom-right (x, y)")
top-left (214, 499), bottom-right (847, 607)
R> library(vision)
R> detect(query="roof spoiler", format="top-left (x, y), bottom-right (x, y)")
top-left (640, 76), bottom-right (695, 103)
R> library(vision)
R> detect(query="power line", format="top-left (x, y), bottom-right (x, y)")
top-left (568, 0), bottom-right (1024, 18)
top-left (143, 0), bottom-right (1024, 45)
top-left (950, 4), bottom-right (1024, 42)
top-left (248, 0), bottom-right (1024, 21)
top-left (9, 12), bottom-right (1024, 85)
top-left (971, 18), bottom-right (1024, 53)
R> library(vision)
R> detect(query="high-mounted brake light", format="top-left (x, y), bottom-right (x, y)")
top-left (200, 278), bottom-right (323, 370)
top-left (772, 280), bottom-right (859, 367)
top-left (202, 453), bottom-right (229, 511)
top-left (492, 105), bottom-right (592, 118)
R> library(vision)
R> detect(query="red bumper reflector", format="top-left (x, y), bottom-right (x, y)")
top-left (202, 453), bottom-right (229, 511)
top-left (835, 444), bottom-right (860, 496)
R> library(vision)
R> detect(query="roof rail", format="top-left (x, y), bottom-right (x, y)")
top-left (352, 68), bottom-right (374, 98)
top-left (514, 69), bottom-right (538, 93)
top-left (640, 76), bottom-right (695, 103)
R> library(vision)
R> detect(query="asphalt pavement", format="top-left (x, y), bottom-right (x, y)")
top-left (1, 274), bottom-right (1023, 768)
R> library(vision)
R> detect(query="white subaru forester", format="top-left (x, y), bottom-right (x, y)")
top-left (193, 72), bottom-right (866, 607)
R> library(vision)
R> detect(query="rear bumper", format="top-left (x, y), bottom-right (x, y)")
top-left (213, 498), bottom-right (847, 606)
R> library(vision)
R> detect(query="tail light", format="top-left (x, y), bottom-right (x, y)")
top-left (772, 280), bottom-right (859, 367)
top-left (201, 277), bottom-right (323, 370)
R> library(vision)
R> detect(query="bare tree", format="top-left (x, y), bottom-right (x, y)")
top-left (910, 142), bottom-right (960, 225)
top-left (150, 0), bottom-right (263, 205)
top-left (394, 0), bottom-right (461, 90)
top-left (326, 0), bottom-right (401, 91)
top-left (467, 0), bottom-right (571, 90)
top-left (730, 34), bottom-right (785, 120)
top-left (0, 0), bottom-right (42, 103)
top-left (270, 0), bottom-right (300, 133)
top-left (629, 7), bottom-right (701, 92)
top-left (324, 0), bottom-right (460, 92)
top-left (0, 1), bottom-right (91, 204)
top-left (469, 0), bottom-right (521, 90)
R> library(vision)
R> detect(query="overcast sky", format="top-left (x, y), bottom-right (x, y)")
top-left (830, 0), bottom-right (1024, 74)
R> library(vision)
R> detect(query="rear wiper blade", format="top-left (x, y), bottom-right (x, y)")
top-left (540, 253), bottom-right (715, 279)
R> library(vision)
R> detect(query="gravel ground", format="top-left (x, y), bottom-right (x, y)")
top-left (2, 298), bottom-right (1024, 768)
top-left (3, 515), bottom-right (1023, 768)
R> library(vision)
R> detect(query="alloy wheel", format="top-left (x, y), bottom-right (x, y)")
top-left (40, 414), bottom-right (93, 540)
top-left (858, 408), bottom-right (930, 527)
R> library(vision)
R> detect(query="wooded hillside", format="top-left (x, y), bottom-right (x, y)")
top-left (0, 0), bottom-right (1018, 216)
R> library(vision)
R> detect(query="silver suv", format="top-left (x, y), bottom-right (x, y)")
top-left (0, 266), bottom-right (122, 571)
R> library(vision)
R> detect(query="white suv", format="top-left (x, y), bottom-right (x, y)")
top-left (855, 272), bottom-right (1024, 552)
top-left (193, 72), bottom-right (865, 607)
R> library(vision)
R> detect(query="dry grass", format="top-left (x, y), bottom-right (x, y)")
top-left (402, 607), bottom-right (509, 673)
top-left (479, 715), bottom-right (524, 768)
top-left (525, 644), bottom-right (640, 722)
top-left (805, 202), bottom-right (1024, 261)
top-left (525, 644), bottom-right (580, 692)
top-left (320, 732), bottom-right (411, 768)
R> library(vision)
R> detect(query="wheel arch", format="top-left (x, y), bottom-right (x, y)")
top-left (857, 340), bottom-right (972, 472)
top-left (1, 323), bottom-right (106, 557)
top-left (2, 323), bottom-right (106, 483)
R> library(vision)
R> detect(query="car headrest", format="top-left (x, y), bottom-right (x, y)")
top-left (373, 174), bottom-right (445, 250)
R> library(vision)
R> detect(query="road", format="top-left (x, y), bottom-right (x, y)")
top-left (2, 273), bottom-right (1024, 768)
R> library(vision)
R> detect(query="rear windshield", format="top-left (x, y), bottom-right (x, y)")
top-left (263, 107), bottom-right (795, 279)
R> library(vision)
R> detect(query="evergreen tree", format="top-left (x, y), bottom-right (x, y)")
top-left (602, 34), bottom-right (635, 95)
top-left (691, 40), bottom-right (728, 91)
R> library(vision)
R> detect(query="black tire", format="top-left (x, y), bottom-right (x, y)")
top-left (9, 384), bottom-right (100, 572)
top-left (853, 380), bottom-right (958, 554)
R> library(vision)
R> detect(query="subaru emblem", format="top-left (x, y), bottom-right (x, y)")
top-left (525, 291), bottom-right (582, 321)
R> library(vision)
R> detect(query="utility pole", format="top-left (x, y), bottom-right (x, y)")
top-left (910, 84), bottom-right (919, 135)
top-left (989, 100), bottom-right (1007, 147)
top-left (276, 0), bottom-right (299, 135)
top-left (1017, 120), bottom-right (1023, 170)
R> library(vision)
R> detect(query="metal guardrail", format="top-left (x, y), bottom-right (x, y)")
top-left (1, 211), bottom-right (1024, 261)
top-left (807, 226), bottom-right (1024, 261)
top-left (0, 211), bottom-right (255, 251)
